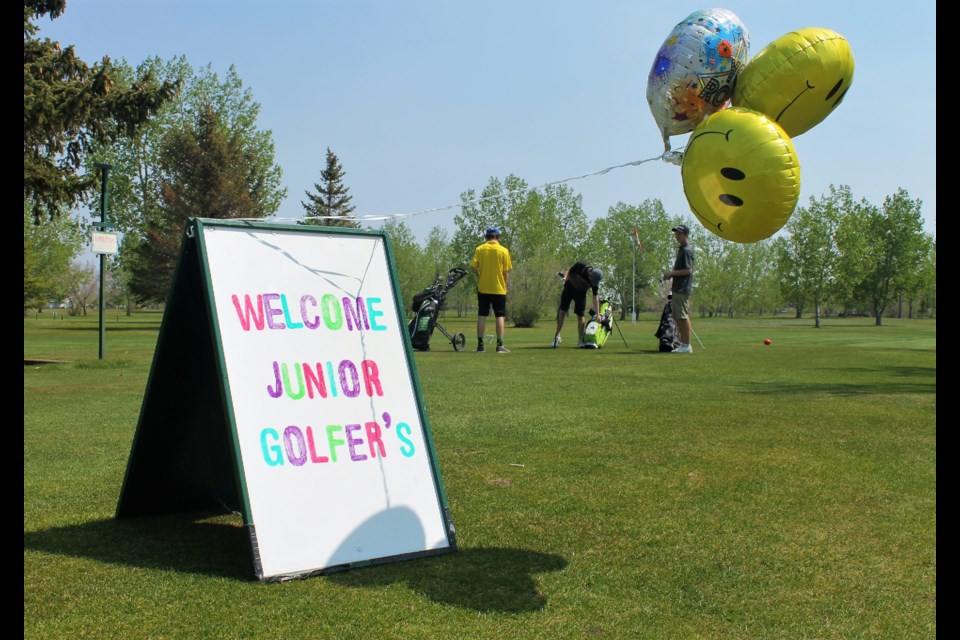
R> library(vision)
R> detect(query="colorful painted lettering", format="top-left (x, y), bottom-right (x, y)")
top-left (266, 359), bottom-right (384, 399)
top-left (258, 412), bottom-right (407, 467)
top-left (231, 293), bottom-right (388, 332)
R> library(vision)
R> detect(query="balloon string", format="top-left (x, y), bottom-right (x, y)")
top-left (265, 151), bottom-right (675, 225)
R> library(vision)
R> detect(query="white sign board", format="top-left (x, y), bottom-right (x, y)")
top-left (200, 223), bottom-right (451, 580)
top-left (91, 231), bottom-right (119, 255)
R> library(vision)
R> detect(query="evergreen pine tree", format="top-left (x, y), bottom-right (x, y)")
top-left (301, 148), bottom-right (358, 227)
top-left (127, 107), bottom-right (267, 304)
top-left (23, 0), bottom-right (179, 223)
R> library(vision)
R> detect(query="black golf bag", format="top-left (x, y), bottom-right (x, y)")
top-left (409, 267), bottom-right (468, 351)
top-left (655, 294), bottom-right (681, 352)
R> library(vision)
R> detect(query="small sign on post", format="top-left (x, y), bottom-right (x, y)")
top-left (91, 231), bottom-right (119, 255)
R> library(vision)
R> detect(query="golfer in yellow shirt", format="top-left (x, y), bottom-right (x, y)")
top-left (470, 226), bottom-right (512, 353)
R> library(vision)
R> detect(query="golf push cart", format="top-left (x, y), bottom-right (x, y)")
top-left (408, 267), bottom-right (468, 351)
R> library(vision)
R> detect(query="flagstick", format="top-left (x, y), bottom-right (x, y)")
top-left (631, 228), bottom-right (641, 324)
top-left (631, 243), bottom-right (636, 324)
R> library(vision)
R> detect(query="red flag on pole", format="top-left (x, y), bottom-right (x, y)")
top-left (633, 228), bottom-right (642, 250)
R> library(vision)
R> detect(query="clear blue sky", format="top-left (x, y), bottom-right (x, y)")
top-left (36, 0), bottom-right (937, 242)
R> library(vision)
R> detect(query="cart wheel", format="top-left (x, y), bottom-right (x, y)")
top-left (452, 332), bottom-right (466, 352)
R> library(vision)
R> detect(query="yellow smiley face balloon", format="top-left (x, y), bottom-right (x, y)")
top-left (681, 107), bottom-right (800, 243)
top-left (732, 27), bottom-right (854, 137)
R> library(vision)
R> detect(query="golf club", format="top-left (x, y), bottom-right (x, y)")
top-left (610, 314), bottom-right (629, 348)
top-left (691, 327), bottom-right (706, 350)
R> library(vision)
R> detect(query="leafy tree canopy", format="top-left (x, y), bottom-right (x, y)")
top-left (84, 57), bottom-right (285, 238)
top-left (23, 201), bottom-right (84, 308)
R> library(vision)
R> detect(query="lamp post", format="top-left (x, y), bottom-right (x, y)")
top-left (94, 163), bottom-right (114, 360)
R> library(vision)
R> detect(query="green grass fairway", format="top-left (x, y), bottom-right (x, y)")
top-left (24, 311), bottom-right (936, 639)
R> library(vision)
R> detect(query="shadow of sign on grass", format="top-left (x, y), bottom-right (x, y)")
top-left (24, 514), bottom-right (255, 581)
top-left (24, 515), bottom-right (567, 613)
top-left (325, 546), bottom-right (568, 613)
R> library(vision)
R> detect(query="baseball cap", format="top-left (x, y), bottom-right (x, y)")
top-left (671, 225), bottom-right (690, 234)
top-left (485, 226), bottom-right (501, 237)
top-left (590, 268), bottom-right (603, 286)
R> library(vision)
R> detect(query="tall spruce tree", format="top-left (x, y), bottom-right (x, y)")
top-left (126, 107), bottom-right (268, 304)
top-left (23, 0), bottom-right (179, 223)
top-left (301, 148), bottom-right (358, 227)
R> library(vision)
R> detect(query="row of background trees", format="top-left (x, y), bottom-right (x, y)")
top-left (26, 161), bottom-right (937, 329)
top-left (24, 0), bottom-right (935, 327)
top-left (385, 181), bottom-right (935, 328)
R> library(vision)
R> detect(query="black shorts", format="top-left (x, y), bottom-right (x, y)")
top-left (558, 284), bottom-right (588, 317)
top-left (477, 293), bottom-right (507, 317)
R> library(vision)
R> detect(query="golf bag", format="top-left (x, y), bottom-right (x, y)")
top-left (582, 300), bottom-right (613, 349)
top-left (655, 294), bottom-right (681, 352)
top-left (409, 267), bottom-right (468, 351)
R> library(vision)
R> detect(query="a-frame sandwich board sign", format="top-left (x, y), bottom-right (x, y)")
top-left (116, 218), bottom-right (456, 581)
